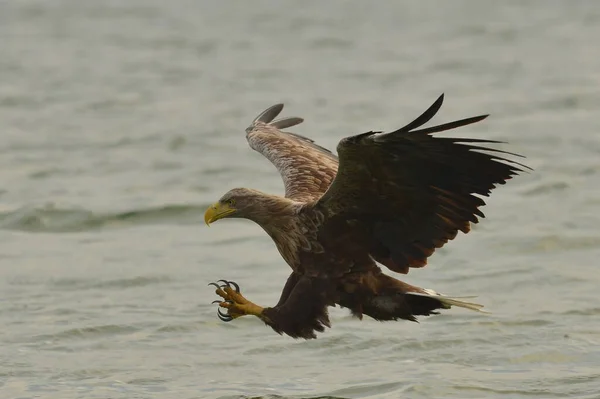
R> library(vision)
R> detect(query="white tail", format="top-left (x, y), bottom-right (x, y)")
top-left (407, 289), bottom-right (490, 313)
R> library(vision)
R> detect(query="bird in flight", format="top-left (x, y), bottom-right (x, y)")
top-left (204, 95), bottom-right (528, 339)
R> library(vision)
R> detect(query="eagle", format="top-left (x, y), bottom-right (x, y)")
top-left (204, 94), bottom-right (527, 339)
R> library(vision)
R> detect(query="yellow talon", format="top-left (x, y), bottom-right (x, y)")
top-left (210, 280), bottom-right (265, 321)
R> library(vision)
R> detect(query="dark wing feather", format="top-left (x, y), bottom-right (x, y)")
top-left (315, 94), bottom-right (529, 274)
top-left (246, 104), bottom-right (338, 203)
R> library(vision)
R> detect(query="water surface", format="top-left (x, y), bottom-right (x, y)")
top-left (1, 1), bottom-right (600, 398)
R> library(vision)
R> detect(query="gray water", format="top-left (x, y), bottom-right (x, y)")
top-left (1, 1), bottom-right (600, 398)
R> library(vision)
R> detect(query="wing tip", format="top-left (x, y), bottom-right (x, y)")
top-left (270, 117), bottom-right (304, 130)
top-left (392, 93), bottom-right (446, 134)
top-left (253, 103), bottom-right (285, 124)
top-left (436, 92), bottom-right (445, 105)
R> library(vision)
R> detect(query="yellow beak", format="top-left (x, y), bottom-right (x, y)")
top-left (204, 202), bottom-right (236, 226)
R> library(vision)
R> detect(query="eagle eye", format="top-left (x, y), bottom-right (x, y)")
top-left (228, 199), bottom-right (236, 206)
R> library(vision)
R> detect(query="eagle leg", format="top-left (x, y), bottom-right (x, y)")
top-left (209, 280), bottom-right (265, 321)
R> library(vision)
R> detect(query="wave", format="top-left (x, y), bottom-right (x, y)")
top-left (32, 324), bottom-right (141, 342)
top-left (216, 396), bottom-right (347, 399)
top-left (50, 275), bottom-right (173, 290)
top-left (0, 203), bottom-right (210, 233)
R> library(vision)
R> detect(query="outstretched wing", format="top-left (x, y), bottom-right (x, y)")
top-left (246, 104), bottom-right (339, 203)
top-left (314, 94), bottom-right (529, 274)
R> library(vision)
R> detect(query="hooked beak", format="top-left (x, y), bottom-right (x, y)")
top-left (204, 202), bottom-right (236, 226)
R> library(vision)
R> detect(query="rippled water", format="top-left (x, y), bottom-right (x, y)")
top-left (2, 1), bottom-right (600, 398)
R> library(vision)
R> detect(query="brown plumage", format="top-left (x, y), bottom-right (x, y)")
top-left (204, 94), bottom-right (528, 339)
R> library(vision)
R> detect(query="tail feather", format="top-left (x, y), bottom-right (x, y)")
top-left (407, 290), bottom-right (489, 313)
top-left (337, 272), bottom-right (489, 322)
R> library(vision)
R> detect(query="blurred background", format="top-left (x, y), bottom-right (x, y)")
top-left (1, 1), bottom-right (599, 398)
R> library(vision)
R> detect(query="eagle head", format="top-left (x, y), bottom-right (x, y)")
top-left (204, 188), bottom-right (264, 225)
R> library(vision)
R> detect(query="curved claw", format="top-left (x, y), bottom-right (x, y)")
top-left (228, 280), bottom-right (240, 293)
top-left (211, 300), bottom-right (222, 304)
top-left (216, 279), bottom-right (231, 288)
top-left (210, 279), bottom-right (241, 293)
top-left (215, 279), bottom-right (241, 292)
top-left (217, 308), bottom-right (233, 322)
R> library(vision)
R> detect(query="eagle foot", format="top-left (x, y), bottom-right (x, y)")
top-left (209, 279), bottom-right (264, 322)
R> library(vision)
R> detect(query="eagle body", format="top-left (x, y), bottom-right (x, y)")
top-left (205, 95), bottom-right (528, 339)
